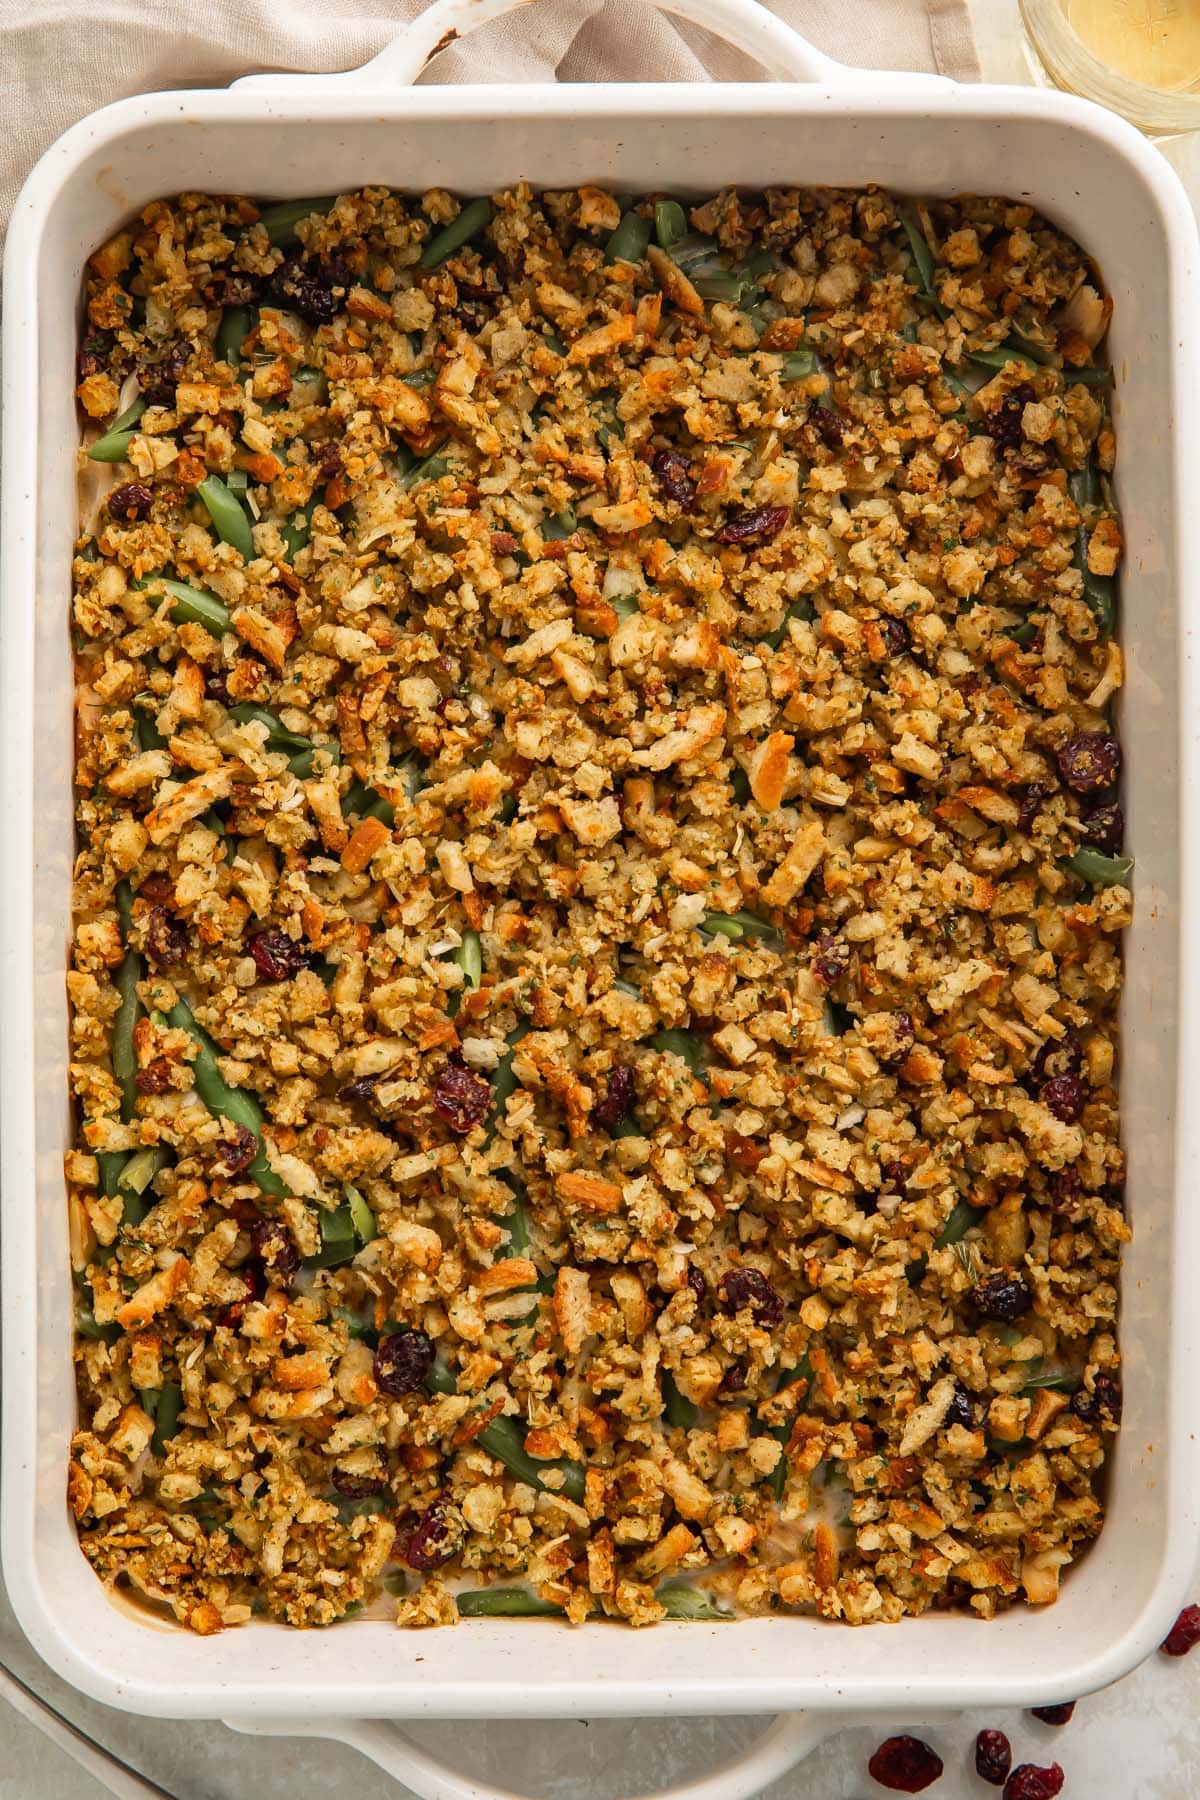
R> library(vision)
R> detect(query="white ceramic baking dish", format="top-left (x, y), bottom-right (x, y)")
top-left (4, 1), bottom-right (1200, 1794)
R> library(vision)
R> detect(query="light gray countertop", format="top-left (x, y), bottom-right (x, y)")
top-left (6, 4), bottom-right (1198, 1794)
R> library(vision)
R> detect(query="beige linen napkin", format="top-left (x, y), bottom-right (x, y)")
top-left (0, 0), bottom-right (978, 229)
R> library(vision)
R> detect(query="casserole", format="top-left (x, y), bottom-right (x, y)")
top-left (3, 0), bottom-right (1199, 1793)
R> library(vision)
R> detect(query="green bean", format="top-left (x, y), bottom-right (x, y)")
top-left (198, 474), bottom-right (255, 561)
top-left (765, 1356), bottom-right (812, 1501)
top-left (700, 909), bottom-right (777, 944)
top-left (611, 594), bottom-right (639, 622)
top-left (150, 1382), bottom-right (184, 1456)
top-left (76, 1300), bottom-right (120, 1344)
top-left (159, 577), bottom-right (232, 637)
top-left (657, 1581), bottom-right (732, 1622)
top-left (541, 506), bottom-right (577, 542)
top-left (117, 1146), bottom-right (170, 1227)
top-left (215, 305), bottom-right (254, 366)
top-left (694, 271), bottom-right (749, 305)
top-left (780, 349), bottom-right (819, 381)
top-left (604, 212), bottom-right (650, 266)
top-left (1009, 620), bottom-right (1039, 646)
top-left (200, 809), bottom-right (228, 838)
top-left (968, 346), bottom-right (1039, 373)
top-left (478, 1414), bottom-right (586, 1501)
top-left (1064, 848), bottom-right (1133, 888)
top-left (542, 329), bottom-right (567, 357)
top-left (97, 1151), bottom-right (127, 1198)
top-left (225, 469), bottom-right (250, 494)
top-left (654, 200), bottom-right (688, 249)
top-left (134, 705), bottom-right (165, 753)
top-left (166, 998), bottom-right (286, 1195)
top-left (398, 444), bottom-right (452, 490)
top-left (763, 597), bottom-right (815, 651)
top-left (1068, 462), bottom-right (1117, 637)
top-left (333, 1302), bottom-right (379, 1344)
top-left (382, 1568), bottom-right (407, 1596)
top-left (503, 1177), bottom-right (531, 1254)
top-left (613, 977), bottom-right (642, 999)
top-left (112, 910), bottom-right (142, 1126)
top-left (1007, 324), bottom-right (1056, 366)
top-left (346, 1185), bottom-right (377, 1246)
top-left (662, 1371), bottom-right (698, 1430)
top-left (282, 495), bottom-right (318, 563)
top-left (700, 913), bottom-right (744, 941)
top-left (490, 1021), bottom-right (531, 1119)
top-left (420, 198), bottom-right (492, 269)
top-left (933, 1198), bottom-right (982, 1249)
top-left (227, 702), bottom-right (312, 753)
top-left (305, 1200), bottom-right (357, 1269)
top-left (1066, 366), bottom-right (1113, 387)
top-left (425, 1354), bottom-right (585, 1499)
top-left (731, 766), bottom-right (751, 804)
top-left (87, 396), bottom-right (147, 462)
top-left (332, 1494), bottom-right (390, 1522)
top-left (457, 929), bottom-right (482, 990)
top-left (257, 196), bottom-right (337, 248)
top-left (900, 209), bottom-right (937, 301)
top-left (455, 1586), bottom-right (563, 1618)
top-left (1021, 1370), bottom-right (1081, 1394)
top-left (668, 233), bottom-right (720, 273)
top-left (648, 1029), bottom-right (704, 1076)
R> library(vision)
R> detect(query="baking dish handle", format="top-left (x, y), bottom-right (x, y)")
top-left (224, 1709), bottom-right (836, 1799)
top-left (234, 0), bottom-right (951, 92)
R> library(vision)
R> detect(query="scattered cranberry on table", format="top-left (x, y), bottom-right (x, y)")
top-left (1004, 1763), bottom-right (1064, 1800)
top-left (1162, 1603), bottom-right (1200, 1656)
top-left (1030, 1703), bottom-right (1076, 1727)
top-left (974, 1729), bottom-right (1012, 1785)
top-left (867, 1734), bottom-right (944, 1792)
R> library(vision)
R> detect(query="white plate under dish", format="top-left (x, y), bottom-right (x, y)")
top-left (3, 1), bottom-right (1200, 1794)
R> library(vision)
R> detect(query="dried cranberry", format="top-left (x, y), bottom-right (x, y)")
top-left (338, 1073), bottom-right (381, 1104)
top-left (1030, 1703), bottom-right (1075, 1726)
top-left (432, 1055), bottom-right (490, 1134)
top-left (138, 342), bottom-right (189, 408)
top-left (404, 1502), bottom-right (456, 1571)
top-left (716, 504), bottom-right (790, 547)
top-left (108, 482), bottom-right (154, 523)
top-left (374, 1329), bottom-right (435, 1397)
top-left (718, 1266), bottom-right (784, 1327)
top-left (211, 1124), bottom-right (258, 1179)
top-left (207, 269), bottom-right (264, 309)
top-left (77, 332), bottom-right (114, 381)
top-left (1081, 798), bottom-right (1124, 852)
top-left (269, 252), bottom-right (346, 325)
top-left (315, 440), bottom-right (343, 480)
top-left (884, 616), bottom-right (911, 657)
top-left (878, 1010), bottom-right (916, 1066)
top-left (204, 667), bottom-right (230, 704)
top-left (1003, 1763), bottom-right (1063, 1800)
top-left (1031, 1033), bottom-right (1083, 1087)
top-left (250, 1217), bottom-right (299, 1281)
top-left (1071, 1373), bottom-right (1121, 1424)
top-left (882, 1160), bottom-right (910, 1192)
top-left (145, 907), bottom-right (187, 967)
top-left (867, 1734), bottom-right (944, 1792)
top-left (653, 448), bottom-right (697, 510)
top-left (718, 1360), bottom-right (748, 1393)
top-left (218, 1259), bottom-right (264, 1328)
top-left (975, 1730), bottom-right (1012, 1786)
top-left (134, 1059), bottom-right (172, 1095)
top-left (594, 1064), bottom-right (635, 1132)
top-left (249, 928), bottom-right (309, 982)
top-left (810, 404), bottom-right (844, 448)
top-left (1041, 1073), bottom-right (1085, 1122)
top-left (1050, 1166), bottom-right (1082, 1216)
top-left (988, 382), bottom-right (1035, 453)
top-left (944, 1385), bottom-right (976, 1429)
top-left (971, 1272), bottom-right (1033, 1322)
top-left (138, 873), bottom-right (176, 905)
top-left (331, 1468), bottom-right (389, 1499)
top-left (811, 932), bottom-right (849, 986)
top-left (1162, 1603), bottom-right (1200, 1656)
top-left (686, 1265), bottom-right (708, 1306)
top-left (1057, 731), bottom-right (1121, 795)
top-left (1017, 782), bottom-right (1051, 832)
